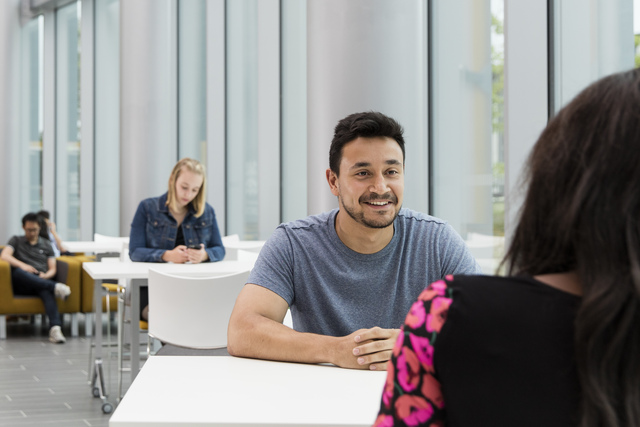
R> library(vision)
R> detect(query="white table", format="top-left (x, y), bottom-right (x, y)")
top-left (83, 260), bottom-right (255, 410)
top-left (65, 240), bottom-right (126, 254)
top-left (109, 356), bottom-right (387, 427)
top-left (222, 240), bottom-right (266, 260)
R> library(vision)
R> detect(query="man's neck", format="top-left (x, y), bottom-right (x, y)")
top-left (26, 236), bottom-right (39, 245)
top-left (334, 211), bottom-right (394, 254)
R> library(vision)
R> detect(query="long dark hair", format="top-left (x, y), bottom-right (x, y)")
top-left (502, 68), bottom-right (640, 426)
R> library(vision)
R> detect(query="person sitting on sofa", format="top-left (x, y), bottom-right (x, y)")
top-left (1, 212), bottom-right (71, 343)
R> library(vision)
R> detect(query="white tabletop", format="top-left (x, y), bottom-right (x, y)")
top-left (223, 240), bottom-right (266, 249)
top-left (83, 260), bottom-right (256, 280)
top-left (109, 356), bottom-right (386, 427)
top-left (65, 240), bottom-right (125, 254)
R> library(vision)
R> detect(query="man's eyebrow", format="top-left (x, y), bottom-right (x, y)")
top-left (349, 159), bottom-right (402, 170)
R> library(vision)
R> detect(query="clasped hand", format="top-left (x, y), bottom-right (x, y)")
top-left (335, 327), bottom-right (400, 371)
top-left (162, 244), bottom-right (206, 264)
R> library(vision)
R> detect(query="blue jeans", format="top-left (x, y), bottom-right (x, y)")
top-left (11, 268), bottom-right (62, 327)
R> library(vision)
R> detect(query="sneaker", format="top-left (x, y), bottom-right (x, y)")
top-left (49, 325), bottom-right (66, 344)
top-left (54, 283), bottom-right (71, 300)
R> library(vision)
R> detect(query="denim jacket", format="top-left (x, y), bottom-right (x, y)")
top-left (129, 193), bottom-right (225, 263)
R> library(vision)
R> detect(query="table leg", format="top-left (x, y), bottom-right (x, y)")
top-left (129, 278), bottom-right (146, 382)
top-left (90, 279), bottom-right (109, 401)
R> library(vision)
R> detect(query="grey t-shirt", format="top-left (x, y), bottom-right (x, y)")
top-left (248, 208), bottom-right (481, 337)
top-left (7, 235), bottom-right (55, 273)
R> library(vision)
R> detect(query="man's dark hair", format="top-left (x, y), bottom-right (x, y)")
top-left (329, 111), bottom-right (405, 175)
top-left (22, 212), bottom-right (40, 227)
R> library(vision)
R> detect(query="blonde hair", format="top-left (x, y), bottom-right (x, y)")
top-left (166, 158), bottom-right (207, 217)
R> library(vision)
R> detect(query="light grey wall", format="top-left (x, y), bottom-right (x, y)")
top-left (119, 0), bottom-right (177, 235)
top-left (0, 0), bottom-right (21, 239)
top-left (503, 0), bottom-right (548, 238)
top-left (306, 0), bottom-right (428, 215)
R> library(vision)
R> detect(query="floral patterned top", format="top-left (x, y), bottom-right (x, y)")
top-left (373, 274), bottom-right (581, 427)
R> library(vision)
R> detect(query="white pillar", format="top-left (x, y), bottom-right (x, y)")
top-left (306, 0), bottom-right (429, 215)
top-left (119, 0), bottom-right (177, 235)
top-left (0, 0), bottom-right (21, 238)
top-left (503, 0), bottom-right (548, 238)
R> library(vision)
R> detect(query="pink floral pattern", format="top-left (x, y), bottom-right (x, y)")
top-left (373, 278), bottom-right (453, 426)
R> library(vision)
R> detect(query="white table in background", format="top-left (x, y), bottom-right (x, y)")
top-left (223, 240), bottom-right (266, 260)
top-left (65, 240), bottom-right (125, 254)
top-left (109, 356), bottom-right (387, 427)
top-left (83, 260), bottom-right (255, 386)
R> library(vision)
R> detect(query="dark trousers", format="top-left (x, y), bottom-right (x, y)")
top-left (11, 268), bottom-right (62, 327)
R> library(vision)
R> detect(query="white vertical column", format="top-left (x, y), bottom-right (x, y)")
top-left (503, 0), bottom-right (548, 238)
top-left (0, 0), bottom-right (21, 237)
top-left (119, 0), bottom-right (177, 235)
top-left (306, 0), bottom-right (428, 216)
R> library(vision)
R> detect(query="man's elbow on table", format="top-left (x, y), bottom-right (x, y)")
top-left (227, 284), bottom-right (289, 358)
top-left (226, 311), bottom-right (248, 357)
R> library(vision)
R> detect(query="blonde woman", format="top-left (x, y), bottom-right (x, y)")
top-left (129, 158), bottom-right (225, 320)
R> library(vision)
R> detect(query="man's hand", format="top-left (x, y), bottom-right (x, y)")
top-left (20, 263), bottom-right (39, 274)
top-left (333, 327), bottom-right (401, 371)
top-left (161, 246), bottom-right (189, 263)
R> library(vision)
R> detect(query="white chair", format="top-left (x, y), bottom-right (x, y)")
top-left (465, 232), bottom-right (505, 275)
top-left (147, 269), bottom-right (251, 349)
top-left (236, 248), bottom-right (260, 266)
top-left (221, 234), bottom-right (240, 245)
top-left (223, 239), bottom-right (265, 261)
top-left (283, 309), bottom-right (293, 329)
top-left (93, 233), bottom-right (129, 259)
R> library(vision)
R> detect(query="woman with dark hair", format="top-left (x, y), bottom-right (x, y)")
top-left (36, 210), bottom-right (70, 257)
top-left (374, 68), bottom-right (640, 426)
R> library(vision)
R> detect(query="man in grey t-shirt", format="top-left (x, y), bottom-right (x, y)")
top-left (1, 212), bottom-right (71, 343)
top-left (228, 112), bottom-right (480, 370)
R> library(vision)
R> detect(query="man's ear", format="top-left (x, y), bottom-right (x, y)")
top-left (326, 169), bottom-right (339, 197)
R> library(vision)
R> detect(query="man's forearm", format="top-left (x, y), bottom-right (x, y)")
top-left (42, 269), bottom-right (56, 280)
top-left (227, 313), bottom-right (338, 365)
top-left (3, 254), bottom-right (27, 270)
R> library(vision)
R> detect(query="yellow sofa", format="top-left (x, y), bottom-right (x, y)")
top-left (0, 255), bottom-right (82, 339)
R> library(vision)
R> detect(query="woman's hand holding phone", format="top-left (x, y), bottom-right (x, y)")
top-left (187, 243), bottom-right (207, 263)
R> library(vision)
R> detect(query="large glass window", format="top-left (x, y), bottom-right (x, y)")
top-left (178, 0), bottom-right (206, 161)
top-left (226, 0), bottom-right (259, 239)
top-left (281, 0), bottom-right (307, 223)
top-left (55, 2), bottom-right (81, 240)
top-left (431, 0), bottom-right (504, 274)
top-left (94, 0), bottom-right (120, 236)
top-left (19, 16), bottom-right (43, 217)
top-left (635, 0), bottom-right (640, 67)
top-left (552, 0), bottom-right (633, 113)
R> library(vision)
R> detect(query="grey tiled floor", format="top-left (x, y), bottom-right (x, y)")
top-left (0, 315), bottom-right (134, 427)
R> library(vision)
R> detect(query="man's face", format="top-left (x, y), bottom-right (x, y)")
top-left (328, 137), bottom-right (404, 229)
top-left (23, 221), bottom-right (40, 244)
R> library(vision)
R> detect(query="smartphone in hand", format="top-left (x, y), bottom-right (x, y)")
top-left (187, 244), bottom-right (201, 250)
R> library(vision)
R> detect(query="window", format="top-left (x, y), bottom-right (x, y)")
top-left (19, 16), bottom-right (43, 216)
top-left (54, 1), bottom-right (81, 240)
top-left (94, 0), bottom-right (120, 236)
top-left (430, 0), bottom-right (505, 274)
